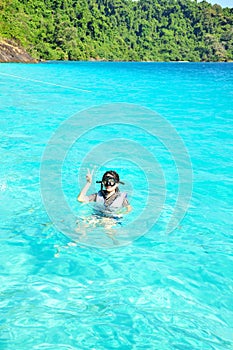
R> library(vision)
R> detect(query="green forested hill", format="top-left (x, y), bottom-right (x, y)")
top-left (0, 0), bottom-right (232, 61)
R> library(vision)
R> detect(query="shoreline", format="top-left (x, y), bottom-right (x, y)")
top-left (1, 59), bottom-right (232, 64)
top-left (0, 39), bottom-right (232, 64)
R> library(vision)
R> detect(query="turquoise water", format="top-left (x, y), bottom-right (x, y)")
top-left (0, 62), bottom-right (232, 349)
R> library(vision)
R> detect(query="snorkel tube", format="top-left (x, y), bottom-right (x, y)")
top-left (96, 180), bottom-right (104, 192)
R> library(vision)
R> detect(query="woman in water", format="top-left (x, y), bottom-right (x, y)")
top-left (68, 169), bottom-right (132, 247)
top-left (77, 169), bottom-right (132, 215)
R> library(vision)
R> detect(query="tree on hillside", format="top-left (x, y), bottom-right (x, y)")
top-left (0, 0), bottom-right (232, 61)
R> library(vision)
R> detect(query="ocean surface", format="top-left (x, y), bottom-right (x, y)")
top-left (0, 62), bottom-right (232, 349)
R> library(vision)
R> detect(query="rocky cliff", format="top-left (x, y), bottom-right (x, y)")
top-left (0, 39), bottom-right (37, 63)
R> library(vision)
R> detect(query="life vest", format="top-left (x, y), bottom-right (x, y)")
top-left (94, 190), bottom-right (127, 213)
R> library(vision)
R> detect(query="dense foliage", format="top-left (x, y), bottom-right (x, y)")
top-left (0, 0), bottom-right (232, 61)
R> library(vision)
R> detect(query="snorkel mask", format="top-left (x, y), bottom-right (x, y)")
top-left (102, 176), bottom-right (117, 187)
top-left (96, 173), bottom-right (124, 190)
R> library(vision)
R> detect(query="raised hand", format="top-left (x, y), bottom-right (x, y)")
top-left (86, 168), bottom-right (94, 183)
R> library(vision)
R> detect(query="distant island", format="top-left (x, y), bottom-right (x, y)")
top-left (0, 0), bottom-right (232, 62)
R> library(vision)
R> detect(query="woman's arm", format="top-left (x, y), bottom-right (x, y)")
top-left (122, 194), bottom-right (132, 214)
top-left (77, 168), bottom-right (94, 203)
top-left (77, 182), bottom-right (91, 202)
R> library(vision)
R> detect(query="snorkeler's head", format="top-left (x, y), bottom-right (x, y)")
top-left (96, 170), bottom-right (124, 191)
top-left (102, 170), bottom-right (119, 184)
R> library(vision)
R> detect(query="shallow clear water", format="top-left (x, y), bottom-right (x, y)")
top-left (0, 62), bottom-right (232, 349)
